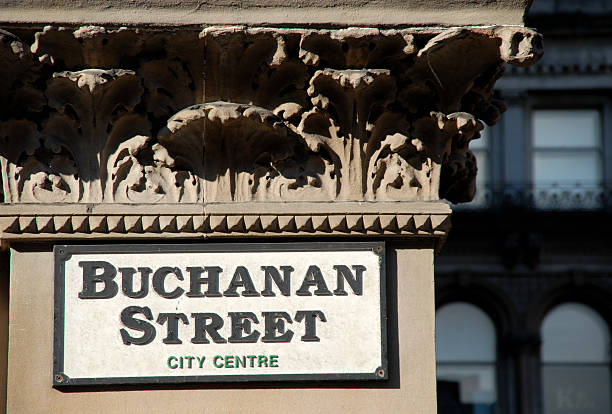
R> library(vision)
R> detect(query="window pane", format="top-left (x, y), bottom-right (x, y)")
top-left (437, 303), bottom-right (498, 414)
top-left (533, 152), bottom-right (602, 184)
top-left (470, 127), bottom-right (489, 150)
top-left (474, 151), bottom-right (488, 186)
top-left (438, 364), bottom-right (497, 405)
top-left (533, 109), bottom-right (601, 148)
top-left (542, 303), bottom-right (610, 363)
top-left (436, 303), bottom-right (496, 363)
top-left (458, 126), bottom-right (489, 209)
top-left (469, 151), bottom-right (489, 207)
top-left (543, 365), bottom-right (611, 414)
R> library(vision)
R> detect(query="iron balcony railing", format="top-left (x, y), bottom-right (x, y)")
top-left (454, 182), bottom-right (612, 211)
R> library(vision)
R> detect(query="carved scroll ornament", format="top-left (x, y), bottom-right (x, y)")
top-left (0, 25), bottom-right (542, 205)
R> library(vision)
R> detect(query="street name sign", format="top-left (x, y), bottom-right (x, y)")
top-left (53, 242), bottom-right (387, 386)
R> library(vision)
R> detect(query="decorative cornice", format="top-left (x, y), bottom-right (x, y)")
top-left (0, 25), bottom-right (540, 249)
top-left (0, 202), bottom-right (451, 250)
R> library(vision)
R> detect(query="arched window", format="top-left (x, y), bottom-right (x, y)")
top-left (436, 302), bottom-right (498, 414)
top-left (541, 303), bottom-right (611, 414)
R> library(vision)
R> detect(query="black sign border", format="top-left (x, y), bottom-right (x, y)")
top-left (53, 242), bottom-right (387, 387)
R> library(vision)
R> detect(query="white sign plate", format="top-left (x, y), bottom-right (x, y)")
top-left (53, 242), bottom-right (387, 386)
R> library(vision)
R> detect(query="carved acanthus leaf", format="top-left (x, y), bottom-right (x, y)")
top-left (45, 68), bottom-right (148, 202)
top-left (202, 28), bottom-right (309, 112)
top-left (432, 112), bottom-right (484, 203)
top-left (0, 120), bottom-right (80, 203)
top-left (299, 28), bottom-right (417, 68)
top-left (31, 26), bottom-right (144, 68)
top-left (0, 25), bottom-right (542, 205)
top-left (301, 69), bottom-right (398, 199)
top-left (53, 69), bottom-right (136, 93)
top-left (106, 135), bottom-right (198, 203)
top-left (366, 113), bottom-right (433, 201)
top-left (159, 102), bottom-right (333, 202)
top-left (0, 30), bottom-right (45, 120)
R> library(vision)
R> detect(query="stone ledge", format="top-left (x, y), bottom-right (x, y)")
top-left (0, 3), bottom-right (531, 27)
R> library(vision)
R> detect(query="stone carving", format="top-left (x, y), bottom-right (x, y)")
top-left (302, 68), bottom-right (396, 200)
top-left (105, 135), bottom-right (200, 203)
top-left (0, 203), bottom-right (452, 245)
top-left (47, 68), bottom-right (148, 202)
top-left (158, 101), bottom-right (332, 202)
top-left (32, 26), bottom-right (144, 68)
top-left (430, 112), bottom-right (483, 203)
top-left (0, 120), bottom-right (80, 203)
top-left (0, 29), bottom-right (45, 122)
top-left (0, 25), bottom-right (542, 205)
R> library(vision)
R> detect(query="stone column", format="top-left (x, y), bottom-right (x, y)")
top-left (0, 10), bottom-right (542, 413)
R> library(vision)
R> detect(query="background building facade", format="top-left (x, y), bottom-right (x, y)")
top-left (436, 1), bottom-right (612, 413)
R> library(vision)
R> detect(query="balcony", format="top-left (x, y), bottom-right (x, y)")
top-left (454, 182), bottom-right (612, 212)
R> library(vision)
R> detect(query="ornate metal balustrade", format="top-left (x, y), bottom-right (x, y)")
top-left (455, 182), bottom-right (612, 211)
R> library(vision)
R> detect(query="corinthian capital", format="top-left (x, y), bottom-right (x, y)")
top-left (0, 25), bottom-right (542, 208)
